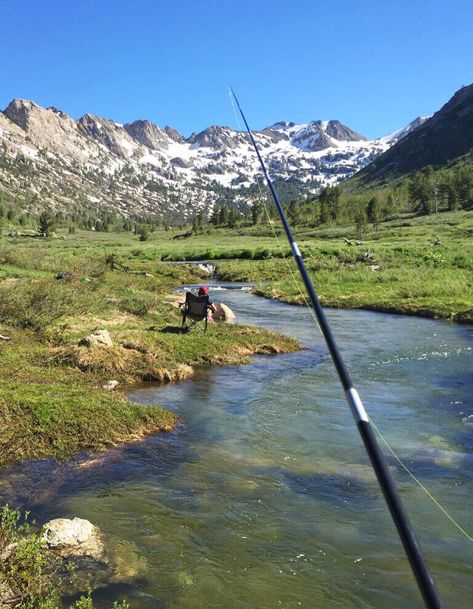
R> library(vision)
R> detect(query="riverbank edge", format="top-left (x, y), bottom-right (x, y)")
top-left (251, 286), bottom-right (473, 324)
top-left (0, 312), bottom-right (301, 468)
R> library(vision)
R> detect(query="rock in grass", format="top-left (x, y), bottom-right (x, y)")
top-left (0, 579), bottom-right (17, 606)
top-left (79, 329), bottom-right (113, 347)
top-left (103, 380), bottom-right (119, 391)
top-left (43, 517), bottom-right (104, 561)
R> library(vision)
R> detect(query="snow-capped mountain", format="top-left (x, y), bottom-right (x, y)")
top-left (377, 116), bottom-right (429, 146)
top-left (0, 98), bottom-right (421, 220)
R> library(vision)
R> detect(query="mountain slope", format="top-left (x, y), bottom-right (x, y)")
top-left (357, 83), bottom-right (473, 183)
top-left (0, 99), bottom-right (421, 220)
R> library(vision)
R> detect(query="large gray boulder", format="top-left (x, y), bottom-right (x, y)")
top-left (42, 517), bottom-right (146, 594)
top-left (213, 302), bottom-right (235, 322)
top-left (0, 517), bottom-right (147, 604)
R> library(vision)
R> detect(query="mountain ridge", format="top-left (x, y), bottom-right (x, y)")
top-left (356, 83), bottom-right (473, 183)
top-left (0, 97), bottom-right (424, 220)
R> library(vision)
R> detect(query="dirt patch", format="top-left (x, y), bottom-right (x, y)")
top-left (60, 310), bottom-right (139, 333)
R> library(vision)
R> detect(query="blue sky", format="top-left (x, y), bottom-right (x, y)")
top-left (0, 0), bottom-right (471, 139)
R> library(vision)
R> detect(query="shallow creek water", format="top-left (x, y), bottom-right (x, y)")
top-left (1, 286), bottom-right (472, 609)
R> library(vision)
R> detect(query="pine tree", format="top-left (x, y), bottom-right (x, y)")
top-left (251, 201), bottom-right (263, 225)
top-left (408, 171), bottom-right (435, 215)
top-left (218, 207), bottom-right (229, 226)
top-left (210, 206), bottom-right (220, 226)
top-left (192, 214), bottom-right (203, 233)
top-left (38, 211), bottom-right (56, 236)
top-left (288, 200), bottom-right (300, 226)
top-left (367, 196), bottom-right (380, 228)
top-left (136, 225), bottom-right (150, 241)
top-left (228, 208), bottom-right (239, 228)
top-left (319, 186), bottom-right (341, 223)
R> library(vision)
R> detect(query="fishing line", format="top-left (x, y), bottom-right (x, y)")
top-left (229, 87), bottom-right (471, 605)
top-left (370, 418), bottom-right (473, 543)
top-left (229, 86), bottom-right (444, 609)
top-left (229, 90), bottom-right (321, 329)
top-left (258, 172), bottom-right (472, 544)
top-left (251, 142), bottom-right (473, 546)
top-left (256, 179), bottom-right (322, 330)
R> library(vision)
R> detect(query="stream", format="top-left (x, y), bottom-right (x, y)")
top-left (1, 285), bottom-right (472, 608)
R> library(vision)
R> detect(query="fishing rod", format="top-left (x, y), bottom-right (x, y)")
top-left (229, 87), bottom-right (444, 609)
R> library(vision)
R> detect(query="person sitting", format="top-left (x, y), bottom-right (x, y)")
top-left (180, 285), bottom-right (217, 332)
top-left (197, 285), bottom-right (216, 320)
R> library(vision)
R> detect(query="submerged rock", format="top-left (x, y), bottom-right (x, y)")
top-left (42, 517), bottom-right (147, 596)
top-left (43, 517), bottom-right (104, 561)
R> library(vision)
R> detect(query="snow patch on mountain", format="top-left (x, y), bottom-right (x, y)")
top-left (379, 116), bottom-right (430, 145)
top-left (0, 97), bottom-right (424, 221)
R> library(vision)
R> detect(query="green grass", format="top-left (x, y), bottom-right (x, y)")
top-left (0, 233), bottom-right (300, 467)
top-left (0, 331), bottom-right (179, 466)
top-left (0, 210), bottom-right (471, 606)
top-left (216, 210), bottom-right (473, 322)
top-left (0, 210), bottom-right (471, 465)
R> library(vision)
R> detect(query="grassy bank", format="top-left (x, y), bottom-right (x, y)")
top-left (0, 209), bottom-right (471, 464)
top-left (0, 237), bottom-right (299, 467)
top-left (214, 210), bottom-right (473, 322)
top-left (25, 210), bottom-right (467, 324)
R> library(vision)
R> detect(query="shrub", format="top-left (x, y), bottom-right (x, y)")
top-left (118, 290), bottom-right (156, 316)
top-left (0, 279), bottom-right (103, 331)
top-left (0, 505), bottom-right (129, 609)
top-left (137, 226), bottom-right (149, 242)
top-left (452, 254), bottom-right (470, 269)
top-left (252, 248), bottom-right (272, 260)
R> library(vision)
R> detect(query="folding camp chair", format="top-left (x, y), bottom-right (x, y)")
top-left (181, 292), bottom-right (211, 332)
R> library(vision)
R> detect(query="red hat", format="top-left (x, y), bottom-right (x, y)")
top-left (199, 285), bottom-right (209, 294)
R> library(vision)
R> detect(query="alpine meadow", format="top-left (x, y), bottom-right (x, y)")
top-left (0, 8), bottom-right (472, 608)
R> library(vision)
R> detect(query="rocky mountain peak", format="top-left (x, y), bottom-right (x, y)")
top-left (358, 82), bottom-right (473, 180)
top-left (163, 125), bottom-right (185, 144)
top-left (290, 122), bottom-right (332, 151)
top-left (77, 113), bottom-right (105, 135)
top-left (0, 90), bottom-right (439, 222)
top-left (325, 120), bottom-right (367, 142)
top-left (2, 99), bottom-right (86, 158)
top-left (427, 83), bottom-right (473, 131)
top-left (261, 119), bottom-right (367, 152)
top-left (124, 119), bottom-right (169, 150)
top-left (187, 125), bottom-right (246, 150)
top-left (270, 121), bottom-right (296, 130)
top-left (3, 98), bottom-right (44, 131)
top-left (47, 106), bottom-right (70, 120)
top-left (77, 113), bottom-right (140, 159)
top-left (410, 116), bottom-right (427, 129)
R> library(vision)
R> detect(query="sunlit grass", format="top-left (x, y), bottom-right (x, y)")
top-left (0, 234), bottom-right (300, 466)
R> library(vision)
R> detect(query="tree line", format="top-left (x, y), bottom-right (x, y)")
top-left (1, 159), bottom-right (471, 239)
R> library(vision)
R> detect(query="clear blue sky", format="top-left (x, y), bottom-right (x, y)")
top-left (0, 0), bottom-right (471, 139)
